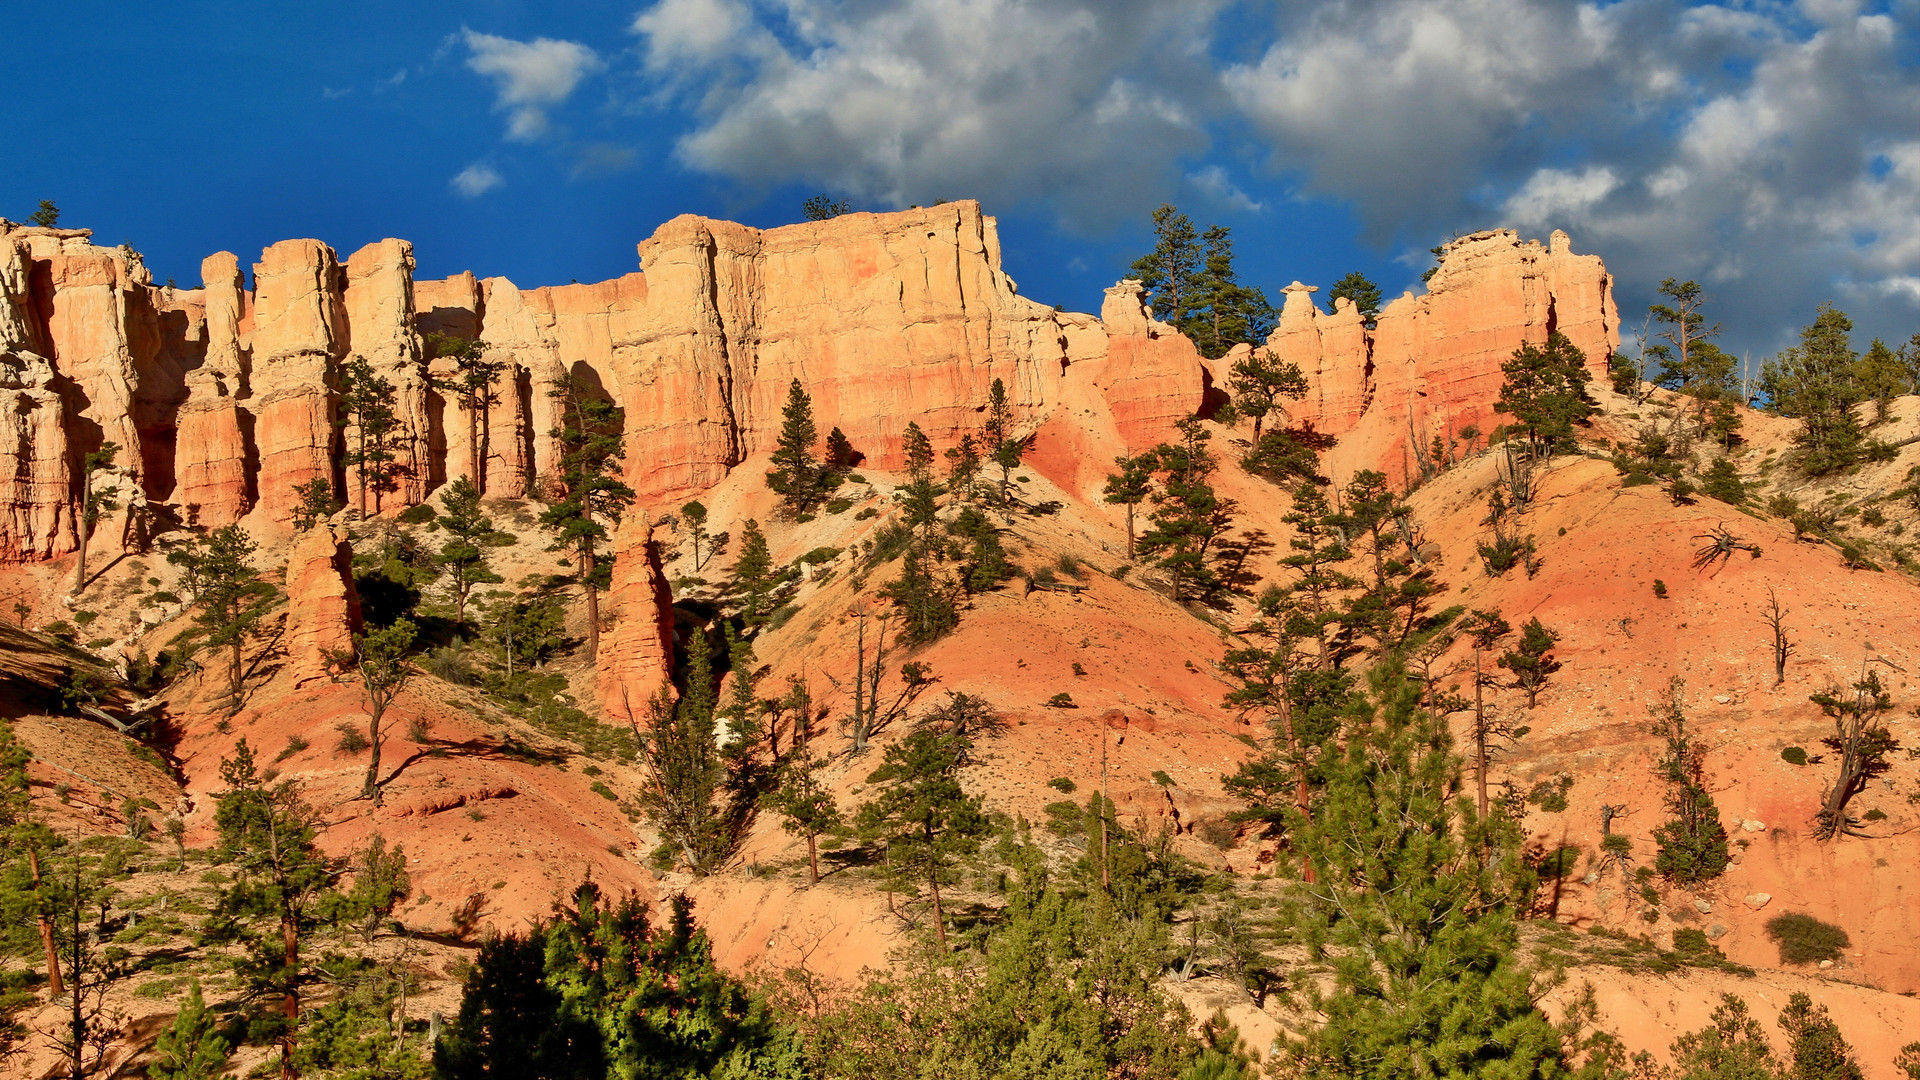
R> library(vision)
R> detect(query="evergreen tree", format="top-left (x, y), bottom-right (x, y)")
top-left (1188, 225), bottom-right (1275, 358)
top-left (1499, 618), bottom-right (1562, 708)
top-left (983, 377), bottom-right (1024, 508)
top-left (948, 506), bottom-right (1012, 595)
top-left (767, 378), bottom-right (825, 515)
top-left (763, 749), bottom-right (843, 884)
top-left (340, 619), bottom-right (415, 806)
top-left (434, 477), bottom-right (503, 626)
top-left (1647, 678), bottom-right (1731, 885)
top-left (1328, 271), bottom-right (1383, 325)
top-left (167, 524), bottom-right (280, 714)
top-left (289, 476), bottom-right (342, 532)
top-left (477, 583), bottom-right (567, 677)
top-left (1131, 205), bottom-right (1202, 326)
top-left (541, 373), bottom-right (635, 662)
top-left (857, 725), bottom-right (991, 950)
top-left (70, 440), bottom-right (121, 596)
top-left (1277, 482), bottom-right (1360, 665)
top-left (1669, 995), bottom-right (1784, 1080)
top-left (1761, 304), bottom-right (1886, 475)
top-left (1227, 350), bottom-right (1308, 444)
top-left (636, 630), bottom-right (759, 875)
top-left (425, 332), bottom-right (505, 491)
top-left (944, 432), bottom-right (983, 501)
top-left (149, 980), bottom-right (232, 1080)
top-left (1330, 470), bottom-right (1431, 650)
top-left (340, 833), bottom-right (411, 943)
top-left (1699, 458), bottom-right (1749, 505)
top-left (882, 422), bottom-right (958, 643)
top-left (1809, 667), bottom-right (1899, 840)
top-left (339, 354), bottom-right (403, 517)
top-left (728, 519), bottom-right (794, 633)
top-left (435, 886), bottom-right (795, 1080)
top-left (28, 200), bottom-right (60, 227)
top-left (802, 194), bottom-right (851, 220)
top-left (1854, 338), bottom-right (1906, 425)
top-left (825, 426), bottom-right (857, 472)
top-left (1138, 418), bottom-right (1237, 603)
top-left (1649, 279), bottom-right (1730, 395)
top-left (1102, 453), bottom-right (1154, 561)
top-left (680, 500), bottom-right (728, 572)
top-left (1497, 332), bottom-right (1594, 456)
top-left (45, 847), bottom-right (129, 1080)
top-left (1284, 661), bottom-right (1564, 1080)
top-left (206, 739), bottom-right (341, 1080)
top-left (1780, 992), bottom-right (1863, 1080)
top-left (0, 723), bottom-right (65, 999)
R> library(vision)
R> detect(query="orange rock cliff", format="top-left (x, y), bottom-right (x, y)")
top-left (0, 203), bottom-right (1614, 560)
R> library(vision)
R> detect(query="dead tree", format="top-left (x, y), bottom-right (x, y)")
top-left (1761, 587), bottom-right (1793, 686)
top-left (1691, 523), bottom-right (1761, 573)
top-left (1810, 657), bottom-right (1903, 841)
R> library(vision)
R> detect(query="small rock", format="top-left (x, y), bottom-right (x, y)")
top-left (1583, 872), bottom-right (1601, 886)
top-left (1819, 959), bottom-right (1834, 969)
top-left (1742, 820), bottom-right (1766, 832)
top-left (1744, 892), bottom-right (1772, 909)
top-left (1713, 694), bottom-right (1731, 704)
top-left (1693, 898), bottom-right (1713, 914)
top-left (1707, 924), bottom-right (1731, 940)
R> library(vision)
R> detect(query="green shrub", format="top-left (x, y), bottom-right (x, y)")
top-left (1672, 928), bottom-right (1723, 958)
top-left (854, 507), bottom-right (879, 521)
top-left (1056, 553), bottom-right (1082, 577)
top-left (1043, 801), bottom-right (1083, 836)
top-left (1765, 912), bottom-right (1850, 964)
top-left (590, 781), bottom-right (618, 802)
top-left (1863, 807), bottom-right (1886, 822)
top-left (1652, 579), bottom-right (1668, 598)
top-left (1781, 746), bottom-right (1809, 766)
top-left (1150, 770), bottom-right (1174, 787)
top-left (398, 503), bottom-right (438, 524)
top-left (333, 723), bottom-right (369, 754)
top-left (846, 474), bottom-right (867, 485)
top-left (1045, 692), bottom-right (1076, 708)
top-left (800, 546), bottom-right (841, 565)
top-left (824, 499), bottom-right (853, 515)
top-left (1046, 777), bottom-right (1076, 793)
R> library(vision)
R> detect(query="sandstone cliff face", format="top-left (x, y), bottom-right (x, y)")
top-left (11, 206), bottom-right (1608, 544)
top-left (283, 522), bottom-right (361, 687)
top-left (0, 233), bottom-right (74, 561)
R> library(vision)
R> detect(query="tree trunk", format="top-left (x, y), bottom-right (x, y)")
top-left (928, 864), bottom-right (947, 951)
top-left (468, 401), bottom-right (483, 492)
top-left (1474, 646), bottom-right (1489, 819)
top-left (30, 848), bottom-right (62, 995)
top-left (1124, 505), bottom-right (1135, 561)
top-left (806, 832), bottom-right (819, 885)
top-left (364, 704), bottom-right (384, 805)
top-left (68, 897), bottom-right (82, 1080)
top-left (230, 640), bottom-right (245, 714)
top-left (579, 545), bottom-right (595, 657)
top-left (282, 913), bottom-right (300, 1080)
top-left (851, 617), bottom-right (867, 752)
top-left (355, 425), bottom-right (369, 519)
top-left (70, 477), bottom-right (89, 596)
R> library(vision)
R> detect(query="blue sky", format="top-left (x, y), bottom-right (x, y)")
top-left (9, 0), bottom-right (1920, 361)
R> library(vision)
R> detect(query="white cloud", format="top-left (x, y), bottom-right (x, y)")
top-left (629, 0), bottom-right (1226, 225)
top-left (463, 29), bottom-right (604, 141)
top-left (1187, 165), bottom-right (1265, 213)
top-left (451, 163), bottom-right (504, 197)
top-left (1502, 166), bottom-right (1617, 230)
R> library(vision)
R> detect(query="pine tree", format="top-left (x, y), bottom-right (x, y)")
top-left (1647, 678), bottom-right (1731, 885)
top-left (425, 332), bottom-right (504, 491)
top-left (727, 519), bottom-right (793, 633)
top-left (1131, 205), bottom-right (1202, 325)
top-left (541, 373), bottom-right (635, 662)
top-left (1277, 482), bottom-right (1359, 665)
top-left (70, 440), bottom-right (120, 596)
top-left (1700, 457), bottom-right (1749, 505)
top-left (1103, 453), bottom-right (1153, 561)
top-left (1227, 350), bottom-right (1308, 444)
top-left (983, 377), bottom-right (1023, 508)
top-left (883, 422), bottom-right (959, 643)
top-left (857, 724), bottom-right (991, 950)
top-left (1761, 304), bottom-right (1886, 475)
top-left (149, 980), bottom-right (232, 1080)
top-left (168, 525), bottom-right (280, 714)
top-left (1669, 995), bottom-right (1785, 1080)
top-left (637, 630), bottom-right (760, 875)
top-left (1328, 272), bottom-right (1383, 325)
top-left (944, 432), bottom-right (982, 501)
top-left (1499, 618), bottom-right (1562, 708)
top-left (1649, 279), bottom-right (1730, 395)
top-left (1497, 332), bottom-right (1594, 456)
top-left (1138, 418), bottom-right (1236, 603)
top-left (289, 476), bottom-right (341, 531)
top-left (1780, 993), bottom-right (1864, 1080)
top-left (681, 500), bottom-right (719, 571)
top-left (1284, 661), bottom-right (1565, 1080)
top-left (340, 833), bottom-right (411, 943)
top-left (764, 749), bottom-right (843, 884)
top-left (206, 740), bottom-right (341, 1080)
top-left (0, 723), bottom-right (65, 999)
top-left (1189, 226), bottom-right (1275, 358)
top-left (434, 477), bottom-right (503, 626)
top-left (339, 619), bottom-right (415, 806)
top-left (825, 426), bottom-right (857, 472)
top-left (1809, 666), bottom-right (1898, 840)
top-left (28, 200), bottom-right (60, 227)
top-left (767, 378), bottom-right (825, 515)
top-left (338, 354), bottom-right (403, 517)
top-left (1854, 338), bottom-right (1906, 426)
